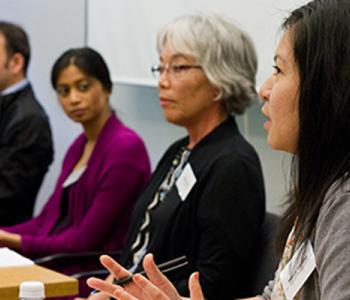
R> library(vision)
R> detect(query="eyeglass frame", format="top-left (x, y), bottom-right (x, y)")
top-left (151, 63), bottom-right (202, 79)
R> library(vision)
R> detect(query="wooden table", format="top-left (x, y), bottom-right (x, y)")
top-left (0, 264), bottom-right (78, 299)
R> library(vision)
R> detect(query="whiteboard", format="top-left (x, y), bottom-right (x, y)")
top-left (87, 0), bottom-right (309, 87)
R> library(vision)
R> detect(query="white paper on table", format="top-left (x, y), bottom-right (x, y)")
top-left (0, 247), bottom-right (34, 267)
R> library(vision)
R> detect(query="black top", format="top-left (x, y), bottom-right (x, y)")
top-left (0, 83), bottom-right (53, 226)
top-left (129, 146), bottom-right (190, 268)
top-left (51, 188), bottom-right (69, 232)
top-left (120, 116), bottom-right (266, 299)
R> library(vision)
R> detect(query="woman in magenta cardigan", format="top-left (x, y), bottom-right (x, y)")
top-left (0, 47), bottom-right (151, 285)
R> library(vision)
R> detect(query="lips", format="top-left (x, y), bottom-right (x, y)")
top-left (261, 105), bottom-right (270, 130)
top-left (159, 98), bottom-right (174, 107)
top-left (263, 119), bottom-right (271, 130)
top-left (70, 108), bottom-right (87, 117)
top-left (262, 112), bottom-right (271, 130)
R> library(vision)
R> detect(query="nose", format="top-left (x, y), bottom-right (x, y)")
top-left (158, 69), bottom-right (171, 89)
top-left (68, 89), bottom-right (82, 105)
top-left (259, 75), bottom-right (272, 102)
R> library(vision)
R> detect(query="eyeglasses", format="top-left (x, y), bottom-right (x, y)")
top-left (151, 64), bottom-right (202, 79)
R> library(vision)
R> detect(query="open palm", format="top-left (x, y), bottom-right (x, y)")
top-left (86, 254), bottom-right (205, 300)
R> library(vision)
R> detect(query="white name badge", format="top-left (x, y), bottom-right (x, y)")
top-left (176, 163), bottom-right (197, 201)
top-left (280, 240), bottom-right (316, 300)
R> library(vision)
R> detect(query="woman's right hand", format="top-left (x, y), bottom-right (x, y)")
top-left (76, 253), bottom-right (260, 300)
top-left (111, 254), bottom-right (205, 300)
top-left (114, 269), bottom-right (204, 300)
top-left (86, 253), bottom-right (205, 300)
top-left (74, 254), bottom-right (133, 300)
top-left (74, 291), bottom-right (109, 300)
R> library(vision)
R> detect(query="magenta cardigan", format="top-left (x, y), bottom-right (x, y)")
top-left (3, 113), bottom-right (150, 259)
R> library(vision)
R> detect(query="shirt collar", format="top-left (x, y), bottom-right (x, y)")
top-left (1, 78), bottom-right (29, 96)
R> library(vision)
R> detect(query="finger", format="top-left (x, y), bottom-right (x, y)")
top-left (87, 277), bottom-right (121, 297)
top-left (99, 255), bottom-right (131, 280)
top-left (99, 256), bottom-right (143, 298)
top-left (86, 291), bottom-right (112, 300)
top-left (132, 273), bottom-right (171, 300)
top-left (188, 272), bottom-right (205, 300)
top-left (142, 253), bottom-right (180, 298)
top-left (113, 288), bottom-right (139, 300)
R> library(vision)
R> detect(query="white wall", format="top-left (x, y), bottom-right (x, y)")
top-left (87, 0), bottom-right (309, 86)
top-left (110, 84), bottom-right (185, 167)
top-left (0, 0), bottom-right (85, 214)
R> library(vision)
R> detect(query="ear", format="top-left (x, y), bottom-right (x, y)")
top-left (8, 53), bottom-right (25, 76)
top-left (213, 88), bottom-right (221, 102)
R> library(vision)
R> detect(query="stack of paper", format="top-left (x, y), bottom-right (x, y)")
top-left (0, 247), bottom-right (34, 267)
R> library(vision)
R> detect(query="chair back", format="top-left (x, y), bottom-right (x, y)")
top-left (249, 212), bottom-right (280, 294)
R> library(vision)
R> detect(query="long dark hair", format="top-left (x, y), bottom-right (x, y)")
top-left (277, 0), bottom-right (350, 252)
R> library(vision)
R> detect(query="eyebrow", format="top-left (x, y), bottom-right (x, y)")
top-left (274, 54), bottom-right (286, 64)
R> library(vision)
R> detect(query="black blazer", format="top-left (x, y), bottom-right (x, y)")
top-left (120, 116), bottom-right (265, 299)
top-left (0, 83), bottom-right (53, 226)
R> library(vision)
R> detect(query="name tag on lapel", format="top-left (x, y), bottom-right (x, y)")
top-left (176, 163), bottom-right (197, 201)
top-left (280, 240), bottom-right (316, 300)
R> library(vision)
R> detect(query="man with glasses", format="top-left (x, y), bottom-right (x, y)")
top-left (0, 21), bottom-right (53, 226)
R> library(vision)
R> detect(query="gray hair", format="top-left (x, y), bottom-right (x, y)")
top-left (157, 13), bottom-right (258, 115)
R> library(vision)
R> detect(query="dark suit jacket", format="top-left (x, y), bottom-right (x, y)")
top-left (120, 116), bottom-right (265, 300)
top-left (0, 83), bottom-right (53, 226)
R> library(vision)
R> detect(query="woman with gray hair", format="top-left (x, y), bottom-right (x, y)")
top-left (79, 13), bottom-right (265, 300)
top-left (155, 13), bottom-right (258, 117)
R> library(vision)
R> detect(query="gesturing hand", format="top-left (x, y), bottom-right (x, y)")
top-left (86, 253), bottom-right (205, 300)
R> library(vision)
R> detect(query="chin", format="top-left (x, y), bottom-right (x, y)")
top-left (267, 136), bottom-right (282, 152)
top-left (163, 113), bottom-right (182, 126)
top-left (267, 140), bottom-right (295, 154)
top-left (71, 116), bottom-right (90, 125)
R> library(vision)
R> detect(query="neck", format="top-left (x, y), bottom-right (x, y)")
top-left (0, 75), bottom-right (25, 93)
top-left (187, 108), bottom-right (228, 149)
top-left (10, 74), bottom-right (25, 86)
top-left (83, 108), bottom-right (112, 142)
